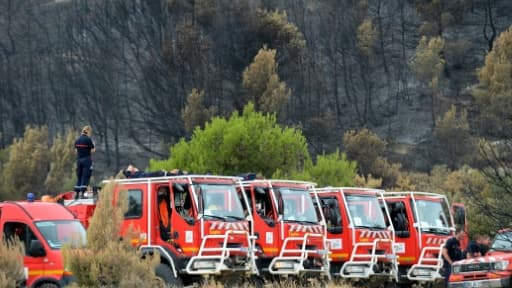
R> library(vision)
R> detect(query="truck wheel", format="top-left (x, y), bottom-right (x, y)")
top-left (155, 263), bottom-right (183, 288)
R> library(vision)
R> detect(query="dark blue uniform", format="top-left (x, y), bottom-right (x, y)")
top-left (443, 237), bottom-right (463, 287)
top-left (74, 134), bottom-right (94, 198)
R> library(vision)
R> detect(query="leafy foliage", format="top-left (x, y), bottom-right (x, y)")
top-left (151, 103), bottom-right (309, 178)
top-left (0, 126), bottom-right (50, 200)
top-left (255, 9), bottom-right (306, 56)
top-left (242, 46), bottom-right (290, 114)
top-left (415, 0), bottom-right (469, 36)
top-left (474, 25), bottom-right (512, 136)
top-left (274, 149), bottom-right (357, 187)
top-left (64, 180), bottom-right (159, 287)
top-left (411, 36), bottom-right (445, 88)
top-left (357, 19), bottom-right (377, 58)
top-left (344, 128), bottom-right (386, 175)
top-left (432, 106), bottom-right (476, 169)
top-left (182, 88), bottom-right (218, 135)
top-left (45, 128), bottom-right (76, 193)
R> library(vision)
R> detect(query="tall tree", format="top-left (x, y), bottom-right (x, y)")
top-left (431, 106), bottom-right (476, 169)
top-left (0, 126), bottom-right (50, 200)
top-left (473, 25), bottom-right (512, 137)
top-left (242, 46), bottom-right (291, 115)
top-left (150, 103), bottom-right (309, 178)
top-left (410, 36), bottom-right (445, 125)
top-left (181, 88), bottom-right (218, 135)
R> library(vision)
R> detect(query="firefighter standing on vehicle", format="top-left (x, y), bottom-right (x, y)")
top-left (74, 125), bottom-right (96, 199)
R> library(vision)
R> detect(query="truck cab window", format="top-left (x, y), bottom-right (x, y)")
top-left (3, 222), bottom-right (38, 254)
top-left (125, 190), bottom-right (143, 218)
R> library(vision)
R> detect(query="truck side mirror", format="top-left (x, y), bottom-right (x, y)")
top-left (255, 187), bottom-right (265, 195)
top-left (28, 240), bottom-right (46, 257)
top-left (184, 217), bottom-right (195, 225)
top-left (264, 219), bottom-right (275, 227)
top-left (173, 183), bottom-right (185, 193)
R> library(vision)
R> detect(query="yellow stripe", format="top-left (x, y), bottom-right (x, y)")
top-left (330, 253), bottom-right (349, 259)
top-left (263, 248), bottom-right (279, 253)
top-left (397, 256), bottom-right (416, 263)
top-left (183, 247), bottom-right (199, 253)
top-left (28, 270), bottom-right (64, 276)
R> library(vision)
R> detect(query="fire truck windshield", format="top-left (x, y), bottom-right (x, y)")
top-left (35, 220), bottom-right (87, 249)
top-left (415, 199), bottom-right (451, 232)
top-left (199, 184), bottom-right (245, 220)
top-left (279, 188), bottom-right (318, 223)
top-left (346, 195), bottom-right (387, 229)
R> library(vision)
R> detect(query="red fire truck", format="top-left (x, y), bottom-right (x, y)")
top-left (64, 175), bottom-right (257, 286)
top-left (383, 191), bottom-right (458, 286)
top-left (449, 229), bottom-right (512, 287)
top-left (240, 179), bottom-right (330, 279)
top-left (0, 201), bottom-right (87, 288)
top-left (314, 187), bottom-right (397, 281)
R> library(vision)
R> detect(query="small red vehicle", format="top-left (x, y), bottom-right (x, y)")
top-left (240, 179), bottom-right (330, 278)
top-left (64, 175), bottom-right (257, 286)
top-left (383, 191), bottom-right (459, 285)
top-left (0, 201), bottom-right (87, 288)
top-left (314, 187), bottom-right (397, 280)
top-left (449, 229), bottom-right (511, 288)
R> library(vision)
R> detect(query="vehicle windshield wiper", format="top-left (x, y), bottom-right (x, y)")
top-left (224, 215), bottom-right (245, 221)
top-left (355, 224), bottom-right (386, 230)
top-left (420, 227), bottom-right (450, 234)
top-left (202, 214), bottom-right (227, 221)
top-left (298, 220), bottom-right (319, 225)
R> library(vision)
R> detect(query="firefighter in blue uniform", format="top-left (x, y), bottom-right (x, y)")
top-left (74, 125), bottom-right (95, 199)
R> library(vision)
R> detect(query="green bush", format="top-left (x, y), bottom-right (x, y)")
top-left (151, 103), bottom-right (309, 178)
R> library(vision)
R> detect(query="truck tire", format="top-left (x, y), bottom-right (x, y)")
top-left (155, 263), bottom-right (183, 288)
top-left (37, 283), bottom-right (59, 288)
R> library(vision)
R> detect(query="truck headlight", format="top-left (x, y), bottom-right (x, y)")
top-left (452, 265), bottom-right (461, 273)
top-left (494, 260), bottom-right (509, 271)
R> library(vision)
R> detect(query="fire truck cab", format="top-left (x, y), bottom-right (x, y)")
top-left (314, 187), bottom-right (397, 280)
top-left (383, 191), bottom-right (456, 285)
top-left (0, 201), bottom-right (86, 288)
top-left (65, 175), bottom-right (257, 286)
top-left (240, 179), bottom-right (330, 278)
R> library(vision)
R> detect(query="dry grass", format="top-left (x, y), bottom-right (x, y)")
top-left (0, 238), bottom-right (25, 288)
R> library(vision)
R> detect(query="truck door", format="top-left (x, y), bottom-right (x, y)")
top-left (319, 196), bottom-right (347, 262)
top-left (249, 186), bottom-right (279, 258)
top-left (123, 189), bottom-right (147, 244)
top-left (386, 200), bottom-right (416, 265)
top-left (3, 222), bottom-right (46, 283)
top-left (170, 184), bottom-right (198, 255)
top-left (452, 203), bottom-right (468, 250)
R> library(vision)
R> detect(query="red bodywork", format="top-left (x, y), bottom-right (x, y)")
top-left (449, 229), bottom-right (512, 287)
top-left (383, 191), bottom-right (457, 284)
top-left (64, 175), bottom-right (257, 281)
top-left (241, 180), bottom-right (330, 277)
top-left (314, 187), bottom-right (396, 279)
top-left (0, 201), bottom-right (86, 288)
